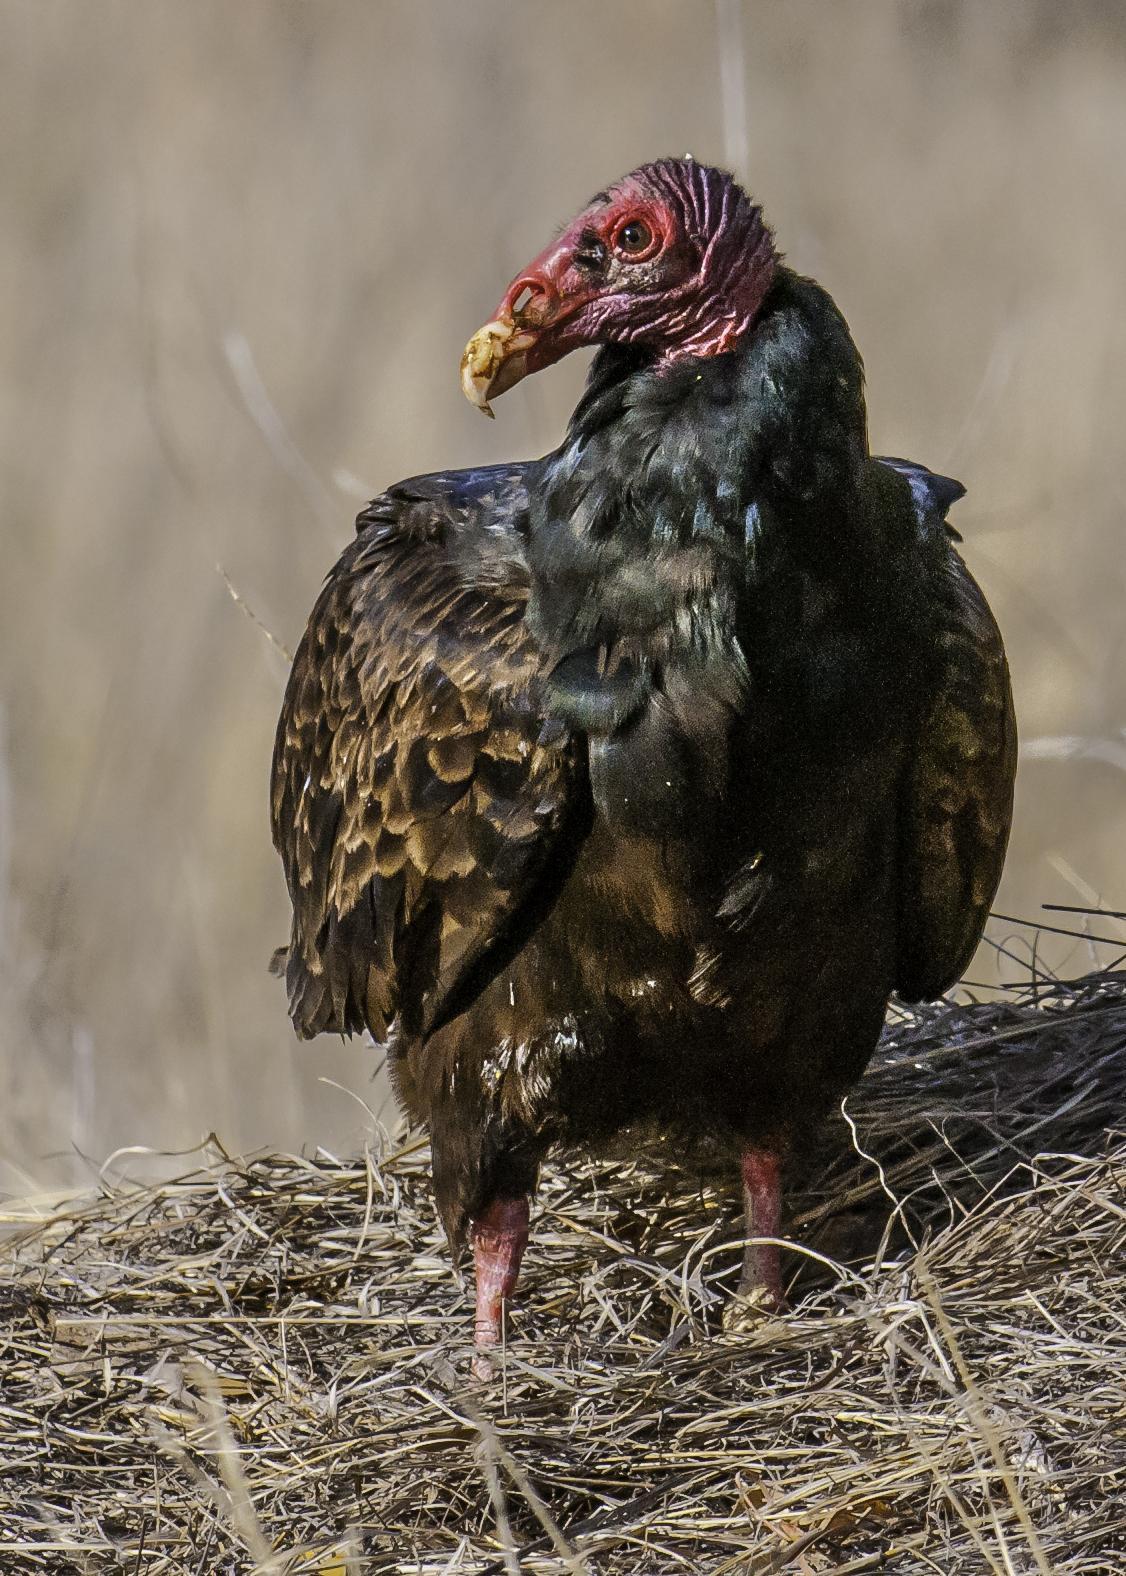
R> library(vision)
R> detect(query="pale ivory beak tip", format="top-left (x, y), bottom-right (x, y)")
top-left (460, 318), bottom-right (517, 415)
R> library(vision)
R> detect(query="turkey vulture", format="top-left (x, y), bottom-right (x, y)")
top-left (271, 159), bottom-right (1016, 1368)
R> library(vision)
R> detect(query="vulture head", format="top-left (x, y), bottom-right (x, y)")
top-left (461, 158), bottom-right (778, 414)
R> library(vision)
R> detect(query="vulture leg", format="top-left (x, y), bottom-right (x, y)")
top-left (724, 1147), bottom-right (786, 1330)
top-left (471, 1195), bottom-right (530, 1377)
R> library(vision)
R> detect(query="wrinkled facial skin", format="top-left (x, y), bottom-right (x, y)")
top-left (462, 162), bottom-right (778, 412)
top-left (462, 167), bottom-right (763, 414)
top-left (505, 183), bottom-right (698, 348)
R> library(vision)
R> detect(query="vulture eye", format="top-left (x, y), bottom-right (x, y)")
top-left (614, 218), bottom-right (655, 257)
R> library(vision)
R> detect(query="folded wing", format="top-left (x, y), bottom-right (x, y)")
top-left (895, 544), bottom-right (1017, 1001)
top-left (270, 465), bottom-right (590, 1043)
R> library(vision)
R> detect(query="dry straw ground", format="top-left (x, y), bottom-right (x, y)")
top-left (2, 956), bottom-right (1123, 1573)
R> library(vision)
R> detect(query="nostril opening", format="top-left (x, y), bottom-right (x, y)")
top-left (512, 285), bottom-right (536, 315)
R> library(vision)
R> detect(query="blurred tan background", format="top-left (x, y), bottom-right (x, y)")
top-left (2, 0), bottom-right (1124, 1190)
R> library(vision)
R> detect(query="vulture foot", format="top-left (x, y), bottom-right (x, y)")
top-left (725, 1146), bottom-right (787, 1330)
top-left (722, 1285), bottom-right (789, 1335)
top-left (470, 1195), bottom-right (529, 1380)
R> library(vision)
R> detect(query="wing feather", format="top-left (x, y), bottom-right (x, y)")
top-left (270, 467), bottom-right (588, 1042)
top-left (895, 550), bottom-right (1017, 1000)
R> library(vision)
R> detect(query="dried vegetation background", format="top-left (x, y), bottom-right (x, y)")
top-left (1, 6), bottom-right (1125, 1184)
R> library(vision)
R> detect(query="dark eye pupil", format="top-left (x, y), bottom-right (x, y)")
top-left (618, 220), bottom-right (651, 254)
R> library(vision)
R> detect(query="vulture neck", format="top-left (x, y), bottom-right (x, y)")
top-left (556, 269), bottom-right (867, 534)
top-left (528, 268), bottom-right (872, 662)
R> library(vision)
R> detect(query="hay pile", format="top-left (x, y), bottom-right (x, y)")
top-left (2, 960), bottom-right (1125, 1574)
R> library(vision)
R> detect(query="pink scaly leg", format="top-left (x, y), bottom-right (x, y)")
top-left (470, 1196), bottom-right (530, 1379)
top-left (725, 1147), bottom-right (786, 1328)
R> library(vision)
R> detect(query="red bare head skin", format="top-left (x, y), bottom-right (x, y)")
top-left (461, 158), bottom-right (778, 413)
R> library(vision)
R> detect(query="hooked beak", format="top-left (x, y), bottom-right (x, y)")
top-left (460, 234), bottom-right (594, 416)
top-left (459, 316), bottom-right (539, 419)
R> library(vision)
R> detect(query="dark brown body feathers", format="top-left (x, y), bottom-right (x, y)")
top-left (271, 270), bottom-right (1015, 1251)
